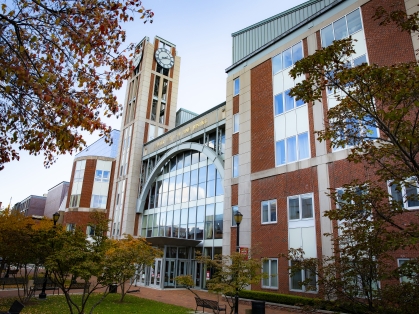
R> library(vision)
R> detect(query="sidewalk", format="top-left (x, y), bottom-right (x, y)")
top-left (0, 285), bottom-right (307, 314)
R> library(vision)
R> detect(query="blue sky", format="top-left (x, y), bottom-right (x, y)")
top-left (0, 0), bottom-right (306, 207)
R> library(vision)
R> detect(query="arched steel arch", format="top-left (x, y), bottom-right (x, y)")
top-left (136, 143), bottom-right (224, 213)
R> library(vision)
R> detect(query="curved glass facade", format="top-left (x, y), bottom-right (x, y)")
top-left (138, 148), bottom-right (224, 289)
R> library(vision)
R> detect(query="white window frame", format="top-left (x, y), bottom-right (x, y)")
top-left (289, 260), bottom-right (317, 292)
top-left (320, 8), bottom-right (363, 48)
top-left (398, 258), bottom-right (415, 283)
top-left (261, 200), bottom-right (277, 224)
top-left (232, 155), bottom-right (239, 178)
top-left (272, 41), bottom-right (304, 75)
top-left (287, 193), bottom-right (314, 221)
top-left (389, 178), bottom-right (419, 210)
top-left (69, 194), bottom-right (80, 208)
top-left (233, 78), bottom-right (240, 96)
top-left (262, 258), bottom-right (278, 289)
top-left (276, 132), bottom-right (311, 166)
top-left (66, 223), bottom-right (76, 233)
top-left (86, 225), bottom-right (96, 237)
top-left (95, 170), bottom-right (110, 182)
top-left (233, 114), bottom-right (239, 133)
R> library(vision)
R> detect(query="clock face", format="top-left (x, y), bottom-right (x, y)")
top-left (155, 48), bottom-right (174, 69)
top-left (133, 52), bottom-right (142, 68)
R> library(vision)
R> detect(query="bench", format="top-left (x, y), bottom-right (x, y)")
top-left (68, 282), bottom-right (90, 294)
top-left (29, 278), bottom-right (59, 297)
top-left (195, 297), bottom-right (226, 314)
top-left (0, 277), bottom-right (26, 290)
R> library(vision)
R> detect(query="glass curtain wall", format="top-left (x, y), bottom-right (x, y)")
top-left (140, 149), bottom-right (224, 288)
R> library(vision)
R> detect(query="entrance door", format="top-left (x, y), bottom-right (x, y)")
top-left (164, 260), bottom-right (176, 288)
top-left (192, 261), bottom-right (202, 288)
top-left (149, 258), bottom-right (163, 289)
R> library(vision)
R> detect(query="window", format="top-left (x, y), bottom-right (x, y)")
top-left (233, 114), bottom-right (239, 133)
top-left (290, 261), bottom-right (317, 291)
top-left (95, 170), bottom-right (110, 182)
top-left (233, 78), bottom-right (240, 96)
top-left (398, 259), bottom-right (416, 283)
top-left (69, 194), bottom-right (80, 208)
top-left (232, 205), bottom-right (238, 226)
top-left (389, 178), bottom-right (419, 210)
top-left (274, 89), bottom-right (305, 115)
top-left (288, 194), bottom-right (313, 220)
top-left (321, 9), bottom-right (362, 48)
top-left (86, 225), bottom-right (95, 237)
top-left (261, 200), bottom-right (277, 224)
top-left (232, 155), bottom-right (239, 178)
top-left (262, 259), bottom-right (278, 288)
top-left (66, 223), bottom-right (76, 233)
top-left (272, 42), bottom-right (303, 74)
top-left (90, 195), bottom-right (107, 209)
top-left (276, 132), bottom-right (310, 166)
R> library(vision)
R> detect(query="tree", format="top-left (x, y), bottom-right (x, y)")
top-left (0, 207), bottom-right (53, 303)
top-left (179, 252), bottom-right (266, 314)
top-left (102, 235), bottom-right (162, 302)
top-left (284, 5), bottom-right (419, 313)
top-left (45, 212), bottom-right (112, 314)
top-left (0, 0), bottom-right (153, 170)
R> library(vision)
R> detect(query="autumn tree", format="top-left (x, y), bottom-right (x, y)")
top-left (0, 0), bottom-right (153, 170)
top-left (284, 5), bottom-right (419, 313)
top-left (45, 212), bottom-right (114, 314)
top-left (181, 252), bottom-right (266, 314)
top-left (102, 235), bottom-right (162, 302)
top-left (0, 208), bottom-right (53, 303)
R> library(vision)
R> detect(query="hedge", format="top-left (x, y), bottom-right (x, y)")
top-left (238, 290), bottom-right (324, 307)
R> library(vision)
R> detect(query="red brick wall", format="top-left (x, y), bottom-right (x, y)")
top-left (362, 0), bottom-right (415, 66)
top-left (251, 167), bottom-right (321, 295)
top-left (251, 59), bottom-right (275, 173)
top-left (143, 122), bottom-right (149, 143)
top-left (165, 81), bottom-right (172, 126)
top-left (232, 133), bottom-right (239, 156)
top-left (62, 211), bottom-right (106, 235)
top-left (80, 159), bottom-right (96, 208)
top-left (233, 96), bottom-right (239, 114)
top-left (231, 184), bottom-right (238, 205)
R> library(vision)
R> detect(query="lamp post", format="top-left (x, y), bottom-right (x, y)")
top-left (39, 212), bottom-right (60, 299)
top-left (233, 211), bottom-right (243, 314)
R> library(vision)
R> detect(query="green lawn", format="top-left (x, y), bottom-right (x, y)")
top-left (0, 294), bottom-right (191, 314)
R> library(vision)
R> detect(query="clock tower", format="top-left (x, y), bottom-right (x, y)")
top-left (109, 36), bottom-right (180, 237)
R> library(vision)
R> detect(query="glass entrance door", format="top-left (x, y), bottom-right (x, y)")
top-left (149, 258), bottom-right (162, 288)
top-left (164, 260), bottom-right (176, 288)
top-left (192, 261), bottom-right (202, 288)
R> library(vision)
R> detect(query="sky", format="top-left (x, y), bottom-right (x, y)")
top-left (0, 0), bottom-right (307, 207)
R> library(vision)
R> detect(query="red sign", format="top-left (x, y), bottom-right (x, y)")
top-left (206, 270), bottom-right (210, 280)
top-left (239, 247), bottom-right (249, 260)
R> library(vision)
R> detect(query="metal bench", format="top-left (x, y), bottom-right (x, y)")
top-left (0, 277), bottom-right (26, 290)
top-left (29, 278), bottom-right (59, 297)
top-left (68, 282), bottom-right (90, 294)
top-left (195, 297), bottom-right (226, 314)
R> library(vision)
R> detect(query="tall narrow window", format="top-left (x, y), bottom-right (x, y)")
top-left (234, 78), bottom-right (240, 96)
top-left (262, 259), bottom-right (278, 288)
top-left (233, 114), bottom-right (239, 133)
top-left (261, 200), bottom-right (277, 223)
top-left (232, 155), bottom-right (239, 178)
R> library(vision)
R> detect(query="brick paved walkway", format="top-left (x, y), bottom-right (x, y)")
top-left (0, 285), bottom-right (306, 314)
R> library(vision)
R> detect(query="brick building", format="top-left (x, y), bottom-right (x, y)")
top-left (224, 0), bottom-right (419, 295)
top-left (63, 129), bottom-right (120, 235)
top-left (108, 0), bottom-right (419, 294)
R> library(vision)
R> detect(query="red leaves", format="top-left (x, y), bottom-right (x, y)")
top-left (0, 0), bottom-right (153, 170)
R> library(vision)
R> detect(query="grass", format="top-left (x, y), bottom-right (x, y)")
top-left (0, 293), bottom-right (191, 314)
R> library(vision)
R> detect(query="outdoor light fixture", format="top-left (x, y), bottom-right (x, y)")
top-left (53, 212), bottom-right (60, 226)
top-left (39, 212), bottom-right (60, 299)
top-left (233, 211), bottom-right (243, 314)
